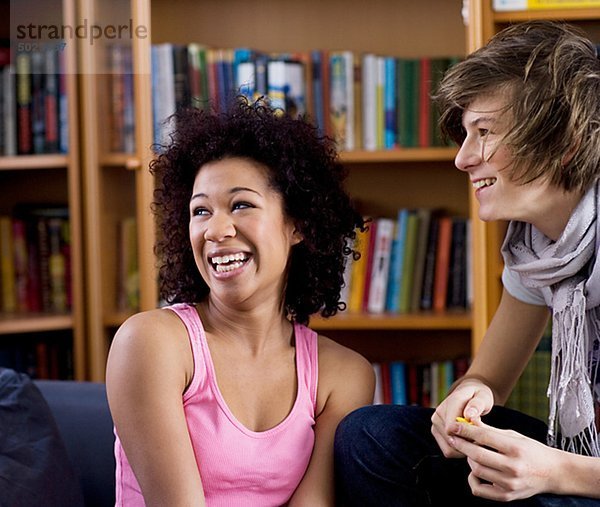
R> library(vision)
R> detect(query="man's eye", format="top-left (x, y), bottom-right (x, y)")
top-left (478, 128), bottom-right (489, 137)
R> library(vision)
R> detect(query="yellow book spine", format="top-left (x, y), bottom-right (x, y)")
top-left (0, 216), bottom-right (16, 312)
top-left (348, 226), bottom-right (371, 313)
top-left (529, 0), bottom-right (600, 8)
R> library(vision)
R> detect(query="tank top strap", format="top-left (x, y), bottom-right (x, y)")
top-left (165, 303), bottom-right (209, 401)
top-left (292, 322), bottom-right (319, 413)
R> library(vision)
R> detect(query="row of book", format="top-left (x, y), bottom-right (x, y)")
top-left (0, 205), bottom-right (71, 314)
top-left (372, 356), bottom-right (470, 407)
top-left (342, 210), bottom-right (471, 315)
top-left (372, 336), bottom-right (551, 417)
top-left (106, 44), bottom-right (135, 154)
top-left (493, 0), bottom-right (600, 10)
top-left (505, 326), bottom-right (552, 422)
top-left (0, 46), bottom-right (69, 156)
top-left (146, 42), bottom-right (461, 153)
top-left (0, 335), bottom-right (74, 380)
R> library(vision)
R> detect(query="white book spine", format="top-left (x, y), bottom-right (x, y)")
top-left (343, 51), bottom-right (354, 151)
top-left (492, 0), bottom-right (527, 10)
top-left (367, 218), bottom-right (395, 314)
top-left (362, 54), bottom-right (377, 151)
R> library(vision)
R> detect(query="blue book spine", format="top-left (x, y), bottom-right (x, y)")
top-left (311, 50), bottom-right (324, 135)
top-left (390, 361), bottom-right (407, 405)
top-left (233, 47), bottom-right (253, 85)
top-left (217, 50), bottom-right (233, 112)
top-left (386, 209), bottom-right (409, 312)
top-left (58, 51), bottom-right (69, 153)
top-left (384, 56), bottom-right (397, 149)
top-left (150, 45), bottom-right (161, 149)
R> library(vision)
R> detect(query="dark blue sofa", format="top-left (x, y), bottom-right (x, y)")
top-left (35, 379), bottom-right (116, 507)
top-left (0, 368), bottom-right (115, 507)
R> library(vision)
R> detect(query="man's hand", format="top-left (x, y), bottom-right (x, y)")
top-left (431, 378), bottom-right (494, 458)
top-left (447, 419), bottom-right (557, 502)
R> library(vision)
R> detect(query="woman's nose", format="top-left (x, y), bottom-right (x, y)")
top-left (204, 213), bottom-right (236, 242)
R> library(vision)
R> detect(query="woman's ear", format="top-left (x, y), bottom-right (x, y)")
top-left (291, 226), bottom-right (303, 246)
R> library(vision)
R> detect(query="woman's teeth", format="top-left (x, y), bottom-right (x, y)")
top-left (211, 253), bottom-right (249, 272)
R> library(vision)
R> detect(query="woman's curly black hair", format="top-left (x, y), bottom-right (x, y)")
top-left (150, 97), bottom-right (366, 325)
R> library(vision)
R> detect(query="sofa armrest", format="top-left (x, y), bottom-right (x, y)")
top-left (35, 380), bottom-right (116, 507)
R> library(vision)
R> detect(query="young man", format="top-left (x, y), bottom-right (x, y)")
top-left (334, 20), bottom-right (600, 506)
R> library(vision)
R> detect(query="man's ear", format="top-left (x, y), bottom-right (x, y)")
top-left (562, 140), bottom-right (580, 167)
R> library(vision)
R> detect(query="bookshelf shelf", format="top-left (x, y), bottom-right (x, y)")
top-left (100, 148), bottom-right (459, 168)
top-left (101, 153), bottom-right (141, 169)
top-left (339, 147), bottom-right (457, 164)
top-left (0, 155), bottom-right (69, 171)
top-left (311, 311), bottom-right (471, 331)
top-left (0, 313), bottom-right (73, 335)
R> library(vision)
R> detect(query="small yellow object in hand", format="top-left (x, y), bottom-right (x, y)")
top-left (456, 416), bottom-right (474, 424)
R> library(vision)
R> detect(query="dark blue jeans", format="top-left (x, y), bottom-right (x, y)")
top-left (334, 404), bottom-right (600, 506)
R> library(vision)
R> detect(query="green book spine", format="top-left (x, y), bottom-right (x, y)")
top-left (519, 357), bottom-right (537, 419)
top-left (399, 212), bottom-right (419, 313)
top-left (410, 208), bottom-right (432, 312)
top-left (533, 350), bottom-right (551, 421)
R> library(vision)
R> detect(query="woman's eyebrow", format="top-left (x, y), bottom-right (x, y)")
top-left (190, 186), bottom-right (262, 201)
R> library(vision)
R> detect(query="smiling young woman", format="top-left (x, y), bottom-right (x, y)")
top-left (106, 98), bottom-right (375, 507)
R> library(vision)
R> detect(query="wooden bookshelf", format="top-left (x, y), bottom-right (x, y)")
top-left (465, 0), bottom-right (600, 421)
top-left (3, 0), bottom-right (590, 384)
top-left (0, 0), bottom-right (85, 380)
top-left (76, 0), bottom-right (156, 380)
top-left (74, 0), bottom-right (475, 381)
top-left (466, 1), bottom-right (600, 348)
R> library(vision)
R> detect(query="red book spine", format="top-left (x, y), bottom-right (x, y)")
top-left (12, 218), bottom-right (29, 312)
top-left (433, 216), bottom-right (453, 312)
top-left (361, 219), bottom-right (378, 312)
top-left (380, 362), bottom-right (392, 404)
top-left (16, 53), bottom-right (32, 154)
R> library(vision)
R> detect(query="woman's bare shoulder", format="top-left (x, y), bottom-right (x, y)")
top-left (317, 335), bottom-right (375, 415)
top-left (317, 334), bottom-right (372, 373)
top-left (316, 334), bottom-right (375, 404)
top-left (108, 307), bottom-right (193, 388)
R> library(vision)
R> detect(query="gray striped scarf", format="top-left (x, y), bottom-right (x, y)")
top-left (501, 180), bottom-right (600, 457)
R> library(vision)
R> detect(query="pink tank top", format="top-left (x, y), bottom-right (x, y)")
top-left (114, 303), bottom-right (318, 506)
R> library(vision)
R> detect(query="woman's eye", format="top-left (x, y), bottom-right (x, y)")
top-left (233, 201), bottom-right (253, 211)
top-left (192, 207), bottom-right (209, 216)
top-left (478, 128), bottom-right (489, 137)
